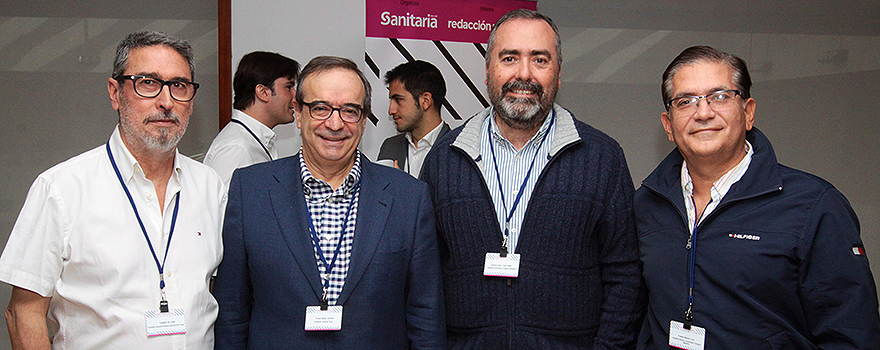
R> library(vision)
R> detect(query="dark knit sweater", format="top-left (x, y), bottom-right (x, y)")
top-left (420, 105), bottom-right (646, 349)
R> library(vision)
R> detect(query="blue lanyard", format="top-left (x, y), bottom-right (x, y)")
top-left (306, 180), bottom-right (360, 308)
top-left (106, 142), bottom-right (179, 312)
top-left (229, 119), bottom-right (273, 160)
top-left (684, 196), bottom-right (710, 328)
top-left (487, 110), bottom-right (554, 256)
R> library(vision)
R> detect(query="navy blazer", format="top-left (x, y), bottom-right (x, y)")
top-left (213, 154), bottom-right (445, 350)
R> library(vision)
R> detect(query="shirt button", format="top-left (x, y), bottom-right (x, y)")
top-left (146, 193), bottom-right (153, 200)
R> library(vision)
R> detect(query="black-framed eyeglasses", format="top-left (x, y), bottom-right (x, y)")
top-left (115, 75), bottom-right (200, 102)
top-left (666, 89), bottom-right (741, 113)
top-left (301, 101), bottom-right (364, 123)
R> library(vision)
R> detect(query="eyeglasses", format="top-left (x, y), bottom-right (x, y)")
top-left (667, 90), bottom-right (741, 113)
top-left (115, 75), bottom-right (200, 102)
top-left (301, 101), bottom-right (364, 123)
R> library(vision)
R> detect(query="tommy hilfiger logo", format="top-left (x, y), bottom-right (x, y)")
top-left (853, 244), bottom-right (866, 256)
top-left (729, 233), bottom-right (761, 241)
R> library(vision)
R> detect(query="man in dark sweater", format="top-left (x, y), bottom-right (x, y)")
top-left (420, 9), bottom-right (646, 349)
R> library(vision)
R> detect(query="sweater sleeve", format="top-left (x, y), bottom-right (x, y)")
top-left (593, 146), bottom-right (648, 350)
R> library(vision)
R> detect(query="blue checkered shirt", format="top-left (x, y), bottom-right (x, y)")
top-left (300, 151), bottom-right (361, 305)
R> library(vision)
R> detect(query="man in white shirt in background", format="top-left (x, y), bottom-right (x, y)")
top-left (204, 51), bottom-right (300, 186)
top-left (0, 31), bottom-right (226, 349)
top-left (377, 60), bottom-right (449, 177)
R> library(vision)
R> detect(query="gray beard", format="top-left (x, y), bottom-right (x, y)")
top-left (119, 111), bottom-right (185, 154)
top-left (495, 96), bottom-right (545, 131)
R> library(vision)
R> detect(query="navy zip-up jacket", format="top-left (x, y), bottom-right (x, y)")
top-left (636, 127), bottom-right (880, 349)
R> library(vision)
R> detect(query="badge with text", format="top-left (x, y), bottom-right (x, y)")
top-left (483, 252), bottom-right (520, 278)
top-left (305, 305), bottom-right (343, 331)
top-left (669, 320), bottom-right (706, 350)
top-left (145, 308), bottom-right (186, 337)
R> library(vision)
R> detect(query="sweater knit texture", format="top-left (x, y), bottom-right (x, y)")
top-left (421, 104), bottom-right (646, 349)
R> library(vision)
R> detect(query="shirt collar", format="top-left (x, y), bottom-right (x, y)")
top-left (681, 140), bottom-right (754, 200)
top-left (233, 109), bottom-right (277, 146)
top-left (299, 149), bottom-right (362, 198)
top-left (486, 109), bottom-right (555, 152)
top-left (109, 126), bottom-right (183, 185)
top-left (405, 122), bottom-right (445, 149)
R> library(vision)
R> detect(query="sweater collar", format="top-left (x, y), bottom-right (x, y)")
top-left (451, 103), bottom-right (581, 161)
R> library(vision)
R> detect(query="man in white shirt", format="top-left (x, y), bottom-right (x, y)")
top-left (204, 51), bottom-right (300, 186)
top-left (0, 31), bottom-right (226, 349)
top-left (377, 60), bottom-right (449, 177)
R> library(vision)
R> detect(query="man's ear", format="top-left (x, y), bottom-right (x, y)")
top-left (108, 77), bottom-right (121, 111)
top-left (419, 92), bottom-right (433, 111)
top-left (661, 111), bottom-right (675, 143)
top-left (294, 100), bottom-right (304, 129)
top-left (255, 84), bottom-right (272, 103)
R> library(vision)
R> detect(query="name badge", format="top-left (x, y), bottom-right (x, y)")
top-left (483, 252), bottom-right (520, 278)
top-left (145, 308), bottom-right (186, 337)
top-left (305, 305), bottom-right (343, 331)
top-left (669, 320), bottom-right (706, 350)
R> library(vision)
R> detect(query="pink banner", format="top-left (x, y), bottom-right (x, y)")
top-left (366, 0), bottom-right (537, 44)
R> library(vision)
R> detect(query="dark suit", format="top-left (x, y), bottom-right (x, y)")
top-left (213, 154), bottom-right (445, 350)
top-left (377, 123), bottom-right (450, 175)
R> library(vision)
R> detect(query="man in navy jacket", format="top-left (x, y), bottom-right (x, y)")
top-left (213, 56), bottom-right (445, 350)
top-left (636, 45), bottom-right (880, 349)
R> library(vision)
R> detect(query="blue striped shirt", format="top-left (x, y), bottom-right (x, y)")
top-left (480, 110), bottom-right (556, 254)
top-left (300, 151), bottom-right (361, 305)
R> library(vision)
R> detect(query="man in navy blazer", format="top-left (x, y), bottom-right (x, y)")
top-left (213, 56), bottom-right (445, 349)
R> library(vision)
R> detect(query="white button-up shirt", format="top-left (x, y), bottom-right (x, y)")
top-left (204, 109), bottom-right (278, 187)
top-left (404, 122), bottom-right (445, 177)
top-left (0, 127), bottom-right (226, 349)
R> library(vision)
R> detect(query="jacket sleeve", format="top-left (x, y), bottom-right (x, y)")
top-left (405, 182), bottom-right (447, 349)
top-left (800, 188), bottom-right (880, 348)
top-left (212, 171), bottom-right (253, 350)
top-left (593, 147), bottom-right (648, 350)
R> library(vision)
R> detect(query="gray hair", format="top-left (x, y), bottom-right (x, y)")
top-left (485, 9), bottom-right (562, 69)
top-left (661, 45), bottom-right (751, 110)
top-left (295, 56), bottom-right (372, 119)
top-left (112, 31), bottom-right (195, 80)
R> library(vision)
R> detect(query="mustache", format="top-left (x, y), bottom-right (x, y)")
top-left (314, 128), bottom-right (351, 140)
top-left (143, 111), bottom-right (180, 125)
top-left (502, 80), bottom-right (543, 98)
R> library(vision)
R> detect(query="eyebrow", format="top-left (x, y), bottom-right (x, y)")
top-left (530, 49), bottom-right (552, 57)
top-left (498, 48), bottom-right (520, 57)
top-left (497, 48), bottom-right (552, 59)
top-left (132, 72), bottom-right (192, 82)
top-left (673, 86), bottom-right (729, 98)
top-left (308, 100), bottom-right (364, 109)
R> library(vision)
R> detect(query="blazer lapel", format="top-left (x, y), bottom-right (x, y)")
top-left (336, 160), bottom-right (392, 304)
top-left (268, 159), bottom-right (324, 301)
